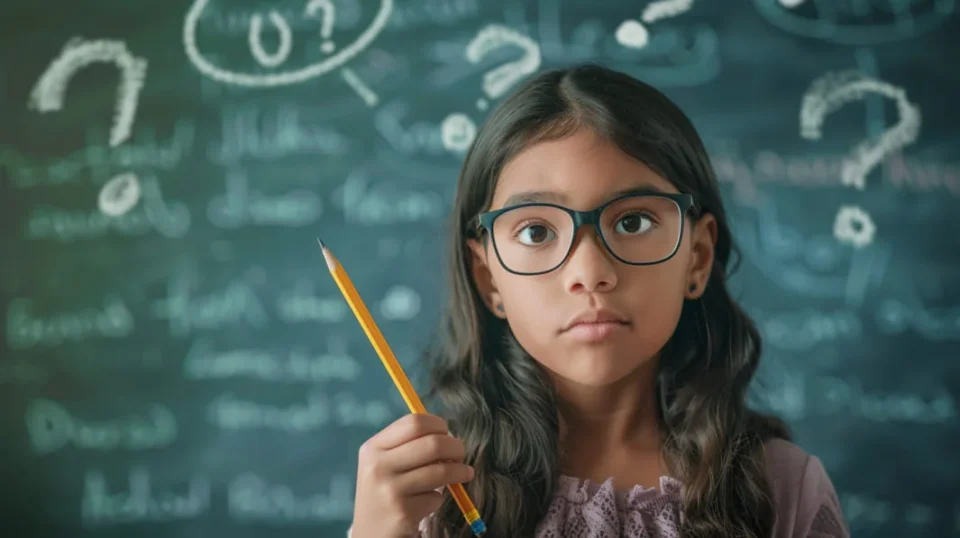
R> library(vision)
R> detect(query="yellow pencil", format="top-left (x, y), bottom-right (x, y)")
top-left (317, 238), bottom-right (486, 537)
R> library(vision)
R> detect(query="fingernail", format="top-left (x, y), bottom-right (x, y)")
top-left (467, 466), bottom-right (475, 477)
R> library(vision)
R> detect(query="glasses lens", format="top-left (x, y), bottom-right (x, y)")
top-left (600, 195), bottom-right (682, 264)
top-left (488, 195), bottom-right (684, 273)
top-left (492, 205), bottom-right (573, 273)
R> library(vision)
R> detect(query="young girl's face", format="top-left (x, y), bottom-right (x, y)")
top-left (468, 128), bottom-right (717, 388)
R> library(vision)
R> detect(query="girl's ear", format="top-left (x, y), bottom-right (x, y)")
top-left (685, 213), bottom-right (718, 299)
top-left (467, 238), bottom-right (504, 317)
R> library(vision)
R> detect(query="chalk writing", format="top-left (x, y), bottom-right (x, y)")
top-left (98, 172), bottom-right (142, 217)
top-left (377, 237), bottom-right (425, 260)
top-left (248, 11), bottom-right (293, 68)
top-left (2, 120), bottom-right (195, 190)
top-left (616, 0), bottom-right (695, 49)
top-left (228, 473), bottom-right (354, 522)
top-left (6, 296), bottom-right (133, 350)
top-left (340, 67), bottom-right (379, 107)
top-left (800, 70), bottom-right (921, 248)
top-left (441, 24), bottom-right (541, 153)
top-left (424, 33), bottom-right (502, 90)
top-left (184, 338), bottom-right (362, 383)
top-left (733, 201), bottom-right (892, 306)
top-left (760, 308), bottom-right (861, 351)
top-left (753, 372), bottom-right (956, 425)
top-left (439, 113), bottom-right (477, 154)
top-left (820, 376), bottom-right (956, 425)
top-left (207, 1), bottom-right (361, 35)
top-left (28, 38), bottom-right (146, 148)
top-left (331, 169), bottom-right (445, 225)
top-left (28, 37), bottom-right (150, 217)
top-left (352, 48), bottom-right (411, 89)
top-left (209, 104), bottom-right (351, 164)
top-left (150, 270), bottom-right (268, 338)
top-left (837, 491), bottom-right (959, 535)
top-left (885, 153), bottom-right (960, 195)
top-left (82, 468), bottom-right (210, 526)
top-left (380, 285), bottom-right (421, 321)
top-left (707, 145), bottom-right (960, 206)
top-left (753, 0), bottom-right (957, 45)
top-left (275, 279), bottom-right (349, 324)
top-left (374, 99), bottom-right (448, 156)
top-left (306, 0), bottom-right (338, 54)
top-left (529, 0), bottom-right (721, 87)
top-left (875, 299), bottom-right (960, 341)
top-left (24, 176), bottom-right (191, 242)
top-left (208, 392), bottom-right (393, 432)
top-left (749, 368), bottom-right (807, 422)
top-left (207, 170), bottom-right (324, 229)
top-left (387, 0), bottom-right (479, 30)
top-left (183, 0), bottom-right (393, 87)
top-left (26, 398), bottom-right (177, 454)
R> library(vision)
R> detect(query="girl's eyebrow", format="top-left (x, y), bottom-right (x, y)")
top-left (501, 185), bottom-right (668, 207)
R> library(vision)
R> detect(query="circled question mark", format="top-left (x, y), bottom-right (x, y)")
top-left (616, 0), bottom-right (695, 49)
top-left (28, 38), bottom-right (148, 217)
top-left (440, 24), bottom-right (541, 154)
top-left (799, 70), bottom-right (921, 248)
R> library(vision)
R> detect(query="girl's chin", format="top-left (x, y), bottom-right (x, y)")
top-left (549, 353), bottom-right (655, 388)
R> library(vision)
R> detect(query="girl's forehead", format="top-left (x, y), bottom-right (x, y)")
top-left (490, 132), bottom-right (677, 209)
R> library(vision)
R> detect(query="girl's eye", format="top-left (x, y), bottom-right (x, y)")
top-left (517, 224), bottom-right (556, 245)
top-left (615, 213), bottom-right (654, 235)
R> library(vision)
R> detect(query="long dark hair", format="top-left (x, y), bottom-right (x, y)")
top-left (422, 63), bottom-right (791, 538)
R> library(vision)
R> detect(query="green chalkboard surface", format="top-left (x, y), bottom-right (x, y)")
top-left (2, 1), bottom-right (958, 537)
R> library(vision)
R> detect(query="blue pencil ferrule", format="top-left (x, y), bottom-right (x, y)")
top-left (470, 519), bottom-right (487, 535)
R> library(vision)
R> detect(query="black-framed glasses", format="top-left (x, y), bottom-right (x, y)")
top-left (470, 192), bottom-right (697, 276)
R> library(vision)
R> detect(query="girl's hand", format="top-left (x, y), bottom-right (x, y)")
top-left (350, 413), bottom-right (474, 538)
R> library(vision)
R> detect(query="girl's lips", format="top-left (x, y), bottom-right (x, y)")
top-left (562, 321), bottom-right (629, 343)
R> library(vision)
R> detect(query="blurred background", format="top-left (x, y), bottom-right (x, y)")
top-left (1, 0), bottom-right (957, 536)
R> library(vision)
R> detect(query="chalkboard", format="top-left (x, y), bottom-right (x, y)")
top-left (2, 1), bottom-right (958, 537)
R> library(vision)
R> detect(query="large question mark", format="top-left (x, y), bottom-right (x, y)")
top-left (799, 70), bottom-right (921, 248)
top-left (306, 0), bottom-right (337, 54)
top-left (440, 24), bottom-right (541, 153)
top-left (616, 0), bottom-right (695, 49)
top-left (28, 38), bottom-right (148, 217)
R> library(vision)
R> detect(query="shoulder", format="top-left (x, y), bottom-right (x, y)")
top-left (761, 438), bottom-right (850, 538)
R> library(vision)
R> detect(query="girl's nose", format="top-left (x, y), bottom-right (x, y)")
top-left (562, 228), bottom-right (619, 294)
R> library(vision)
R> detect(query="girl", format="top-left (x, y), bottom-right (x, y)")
top-left (348, 63), bottom-right (849, 538)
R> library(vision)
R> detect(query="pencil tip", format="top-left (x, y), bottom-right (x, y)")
top-left (316, 237), bottom-right (325, 250)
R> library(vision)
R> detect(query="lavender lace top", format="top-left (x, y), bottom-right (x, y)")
top-left (349, 439), bottom-right (850, 538)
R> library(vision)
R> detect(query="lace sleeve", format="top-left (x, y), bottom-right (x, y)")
top-left (806, 500), bottom-right (848, 537)
top-left (763, 439), bottom-right (852, 538)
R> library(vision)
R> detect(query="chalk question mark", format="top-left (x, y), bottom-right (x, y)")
top-left (440, 24), bottom-right (541, 154)
top-left (800, 70), bottom-right (921, 249)
top-left (616, 0), bottom-right (694, 49)
top-left (28, 38), bottom-right (147, 217)
top-left (306, 0), bottom-right (337, 54)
